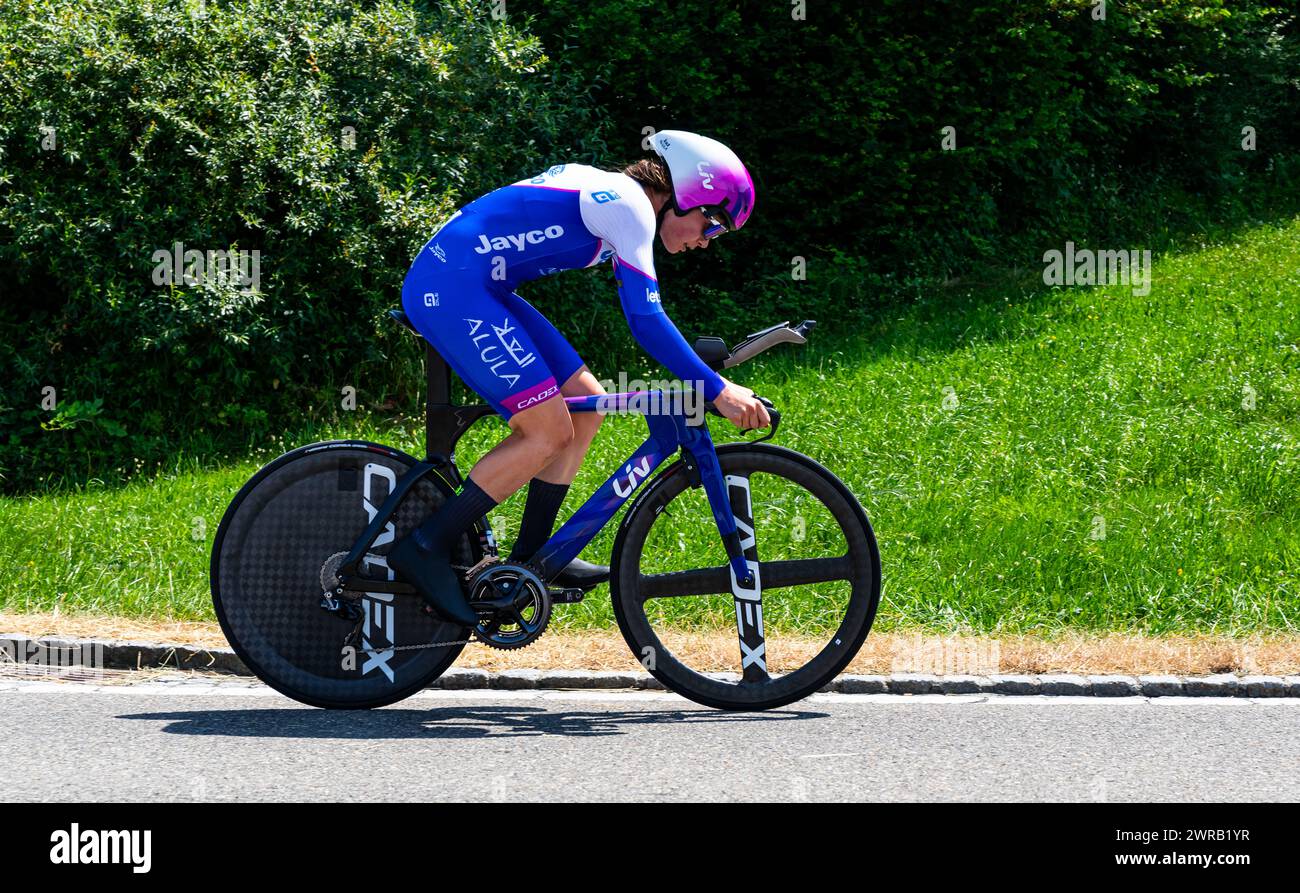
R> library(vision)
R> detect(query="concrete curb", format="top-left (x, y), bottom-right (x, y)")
top-left (2, 634), bottom-right (1298, 697)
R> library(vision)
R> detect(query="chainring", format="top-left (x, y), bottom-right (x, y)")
top-left (467, 560), bottom-right (552, 650)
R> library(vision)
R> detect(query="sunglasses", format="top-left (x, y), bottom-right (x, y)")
top-left (702, 209), bottom-right (731, 240)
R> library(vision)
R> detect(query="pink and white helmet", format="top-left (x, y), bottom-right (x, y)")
top-left (650, 129), bottom-right (756, 232)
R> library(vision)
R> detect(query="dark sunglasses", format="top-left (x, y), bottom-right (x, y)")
top-left (702, 209), bottom-right (731, 239)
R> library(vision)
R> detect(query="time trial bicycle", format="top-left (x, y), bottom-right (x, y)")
top-left (210, 311), bottom-right (881, 710)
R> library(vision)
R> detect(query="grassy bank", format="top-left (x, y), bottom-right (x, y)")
top-left (2, 217), bottom-right (1297, 636)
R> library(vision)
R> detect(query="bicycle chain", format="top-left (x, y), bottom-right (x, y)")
top-left (354, 636), bottom-right (475, 655)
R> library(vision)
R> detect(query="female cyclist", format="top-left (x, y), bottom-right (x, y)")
top-left (389, 130), bottom-right (770, 626)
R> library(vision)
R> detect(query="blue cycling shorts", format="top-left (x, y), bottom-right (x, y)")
top-left (400, 235), bottom-right (585, 422)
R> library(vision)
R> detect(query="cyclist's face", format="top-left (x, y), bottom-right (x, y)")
top-left (660, 208), bottom-right (713, 254)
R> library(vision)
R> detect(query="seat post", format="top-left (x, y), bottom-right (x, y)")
top-left (425, 341), bottom-right (449, 405)
top-left (425, 341), bottom-right (453, 466)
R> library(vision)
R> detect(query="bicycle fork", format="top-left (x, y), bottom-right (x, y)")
top-left (528, 394), bottom-right (771, 682)
top-left (679, 423), bottom-right (769, 682)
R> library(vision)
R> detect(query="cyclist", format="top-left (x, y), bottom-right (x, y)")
top-left (389, 130), bottom-right (770, 626)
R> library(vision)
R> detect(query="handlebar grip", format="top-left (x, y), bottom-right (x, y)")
top-left (704, 395), bottom-right (780, 433)
top-left (754, 395), bottom-right (780, 429)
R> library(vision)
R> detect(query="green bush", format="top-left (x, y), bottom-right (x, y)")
top-left (0, 0), bottom-right (603, 489)
top-left (516, 0), bottom-right (1299, 276)
top-left (2, 0), bottom-right (1297, 491)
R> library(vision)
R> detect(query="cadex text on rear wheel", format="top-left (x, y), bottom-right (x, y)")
top-left (210, 313), bottom-right (882, 710)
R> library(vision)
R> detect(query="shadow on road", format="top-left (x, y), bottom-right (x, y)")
top-left (118, 704), bottom-right (830, 739)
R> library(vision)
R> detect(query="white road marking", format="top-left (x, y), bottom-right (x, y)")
top-left (799, 752), bottom-right (865, 759)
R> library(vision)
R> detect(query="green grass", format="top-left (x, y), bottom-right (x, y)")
top-left (3, 218), bottom-right (1298, 635)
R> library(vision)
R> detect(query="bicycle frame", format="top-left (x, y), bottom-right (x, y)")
top-left (333, 389), bottom-right (754, 596)
top-left (532, 390), bottom-right (756, 591)
top-left (335, 328), bottom-right (756, 595)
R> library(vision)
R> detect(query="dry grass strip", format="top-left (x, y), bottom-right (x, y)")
top-left (3, 612), bottom-right (1297, 676)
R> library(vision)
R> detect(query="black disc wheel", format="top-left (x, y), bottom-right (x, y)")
top-left (610, 443), bottom-right (881, 711)
top-left (210, 440), bottom-right (481, 709)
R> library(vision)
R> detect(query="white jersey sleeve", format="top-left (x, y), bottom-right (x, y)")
top-left (577, 171), bottom-right (658, 278)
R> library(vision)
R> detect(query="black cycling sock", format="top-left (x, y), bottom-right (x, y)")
top-left (507, 477), bottom-right (570, 562)
top-left (411, 475), bottom-right (500, 555)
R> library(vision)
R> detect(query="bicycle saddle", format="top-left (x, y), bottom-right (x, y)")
top-left (389, 308), bottom-right (421, 337)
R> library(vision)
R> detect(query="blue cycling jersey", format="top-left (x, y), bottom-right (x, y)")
top-left (400, 163), bottom-right (726, 420)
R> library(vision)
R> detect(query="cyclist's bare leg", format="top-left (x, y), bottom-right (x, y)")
top-left (466, 366), bottom-right (605, 501)
top-left (536, 365), bottom-right (606, 484)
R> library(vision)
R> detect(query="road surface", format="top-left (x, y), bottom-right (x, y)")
top-left (3, 673), bottom-right (1296, 802)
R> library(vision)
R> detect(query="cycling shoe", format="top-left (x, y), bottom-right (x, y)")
top-left (513, 553), bottom-right (610, 590)
top-left (553, 556), bottom-right (611, 590)
top-left (387, 534), bottom-right (478, 627)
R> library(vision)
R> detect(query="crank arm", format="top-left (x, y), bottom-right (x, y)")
top-left (337, 577), bottom-right (416, 595)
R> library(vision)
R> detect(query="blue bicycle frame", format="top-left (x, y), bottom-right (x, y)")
top-left (529, 389), bottom-right (758, 595)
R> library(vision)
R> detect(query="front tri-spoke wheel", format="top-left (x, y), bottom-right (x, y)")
top-left (610, 444), bottom-right (881, 710)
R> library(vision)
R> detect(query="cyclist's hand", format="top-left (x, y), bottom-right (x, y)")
top-left (713, 378), bottom-right (772, 431)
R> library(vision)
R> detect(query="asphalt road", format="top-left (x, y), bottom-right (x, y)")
top-left (3, 675), bottom-right (1296, 802)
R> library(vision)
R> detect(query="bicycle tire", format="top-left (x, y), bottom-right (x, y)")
top-left (210, 440), bottom-right (480, 709)
top-left (610, 442), bottom-right (881, 710)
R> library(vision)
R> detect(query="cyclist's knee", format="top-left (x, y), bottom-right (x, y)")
top-left (561, 365), bottom-right (605, 397)
top-left (509, 396), bottom-right (574, 454)
top-left (549, 415), bottom-right (576, 450)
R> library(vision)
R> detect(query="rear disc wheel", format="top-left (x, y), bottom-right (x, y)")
top-left (210, 441), bottom-right (480, 709)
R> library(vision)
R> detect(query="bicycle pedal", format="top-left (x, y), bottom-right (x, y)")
top-left (549, 588), bottom-right (585, 604)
